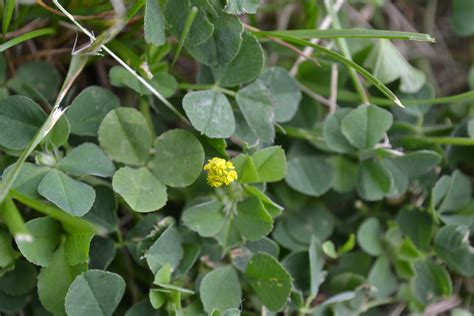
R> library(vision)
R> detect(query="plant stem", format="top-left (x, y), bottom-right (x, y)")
top-left (10, 190), bottom-right (97, 233)
top-left (400, 136), bottom-right (474, 146)
top-left (178, 83), bottom-right (237, 97)
top-left (0, 197), bottom-right (32, 242)
top-left (51, 0), bottom-right (190, 125)
top-left (324, 0), bottom-right (370, 105)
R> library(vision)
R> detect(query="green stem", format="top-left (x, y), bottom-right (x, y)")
top-left (0, 197), bottom-right (32, 242)
top-left (303, 83), bottom-right (474, 107)
top-left (10, 190), bottom-right (97, 233)
top-left (324, 0), bottom-right (370, 105)
top-left (139, 96), bottom-right (156, 138)
top-left (178, 83), bottom-right (237, 97)
top-left (400, 136), bottom-right (474, 146)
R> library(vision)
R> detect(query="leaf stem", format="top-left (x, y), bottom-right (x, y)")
top-left (9, 189), bottom-right (97, 233)
top-left (399, 136), bottom-right (474, 146)
top-left (0, 197), bottom-right (32, 242)
top-left (178, 83), bottom-right (237, 97)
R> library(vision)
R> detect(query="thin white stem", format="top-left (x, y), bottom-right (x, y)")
top-left (289, 0), bottom-right (345, 76)
top-left (52, 0), bottom-right (189, 124)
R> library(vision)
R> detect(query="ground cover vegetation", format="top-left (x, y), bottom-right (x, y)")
top-left (0, 0), bottom-right (473, 315)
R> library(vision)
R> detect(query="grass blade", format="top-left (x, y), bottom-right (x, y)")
top-left (2, 0), bottom-right (15, 35)
top-left (257, 29), bottom-right (435, 42)
top-left (0, 28), bottom-right (55, 52)
top-left (263, 33), bottom-right (404, 107)
top-left (172, 6), bottom-right (198, 67)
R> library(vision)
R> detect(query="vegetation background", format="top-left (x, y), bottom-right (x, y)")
top-left (0, 0), bottom-right (473, 315)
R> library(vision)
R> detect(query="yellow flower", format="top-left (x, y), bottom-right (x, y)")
top-left (203, 157), bottom-right (238, 188)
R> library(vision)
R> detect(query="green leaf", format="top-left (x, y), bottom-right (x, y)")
top-left (109, 67), bottom-right (177, 98)
top-left (251, 146), bottom-right (286, 182)
top-left (213, 32), bottom-right (264, 87)
top-left (57, 143), bottom-right (115, 178)
top-left (144, 0), bottom-right (166, 46)
top-left (233, 147), bottom-right (286, 184)
top-left (0, 95), bottom-right (46, 150)
top-left (83, 185), bottom-right (118, 234)
top-left (309, 236), bottom-right (323, 299)
top-left (150, 129), bottom-right (205, 187)
top-left (365, 39), bottom-right (426, 93)
top-left (38, 169), bottom-right (96, 217)
top-left (187, 11), bottom-right (243, 66)
top-left (182, 200), bottom-right (226, 237)
top-left (232, 155), bottom-right (259, 183)
top-left (259, 67), bottom-right (301, 122)
top-left (383, 159), bottom-right (409, 198)
top-left (323, 109), bottom-right (356, 154)
top-left (413, 259), bottom-right (452, 305)
top-left (341, 105), bottom-right (393, 150)
top-left (397, 208), bottom-right (433, 251)
top-left (66, 86), bottom-right (120, 137)
top-left (322, 241), bottom-right (337, 259)
top-left (245, 253), bottom-right (292, 312)
top-left (434, 225), bottom-right (474, 277)
top-left (2, 162), bottom-right (49, 198)
top-left (216, 217), bottom-right (242, 251)
top-left (285, 156), bottom-right (333, 197)
top-left (7, 61), bottom-right (60, 101)
top-left (434, 170), bottom-right (471, 213)
top-left (329, 156), bottom-right (358, 193)
top-left (236, 80), bottom-right (275, 143)
top-left (125, 300), bottom-right (159, 316)
top-left (357, 217), bottom-right (383, 256)
top-left (0, 259), bottom-right (36, 296)
top-left (357, 159), bottom-right (393, 201)
top-left (98, 107), bottom-right (151, 166)
top-left (183, 90), bottom-right (235, 138)
top-left (65, 270), bottom-right (125, 316)
top-left (243, 185), bottom-right (283, 218)
top-left (236, 196), bottom-right (273, 241)
top-left (224, 0), bottom-right (260, 14)
top-left (49, 115), bottom-right (70, 147)
top-left (37, 245), bottom-right (87, 316)
top-left (200, 266), bottom-right (242, 313)
top-left (164, 0), bottom-right (214, 47)
top-left (146, 225), bottom-right (183, 273)
top-left (368, 256), bottom-right (397, 299)
top-left (149, 289), bottom-right (166, 309)
top-left (89, 236), bottom-right (116, 270)
top-left (452, 0), bottom-right (474, 36)
top-left (16, 217), bottom-right (61, 267)
top-left (112, 167), bottom-right (167, 213)
top-left (390, 150), bottom-right (441, 178)
top-left (282, 205), bottom-right (335, 246)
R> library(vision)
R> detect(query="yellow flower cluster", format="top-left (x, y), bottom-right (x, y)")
top-left (203, 157), bottom-right (238, 188)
